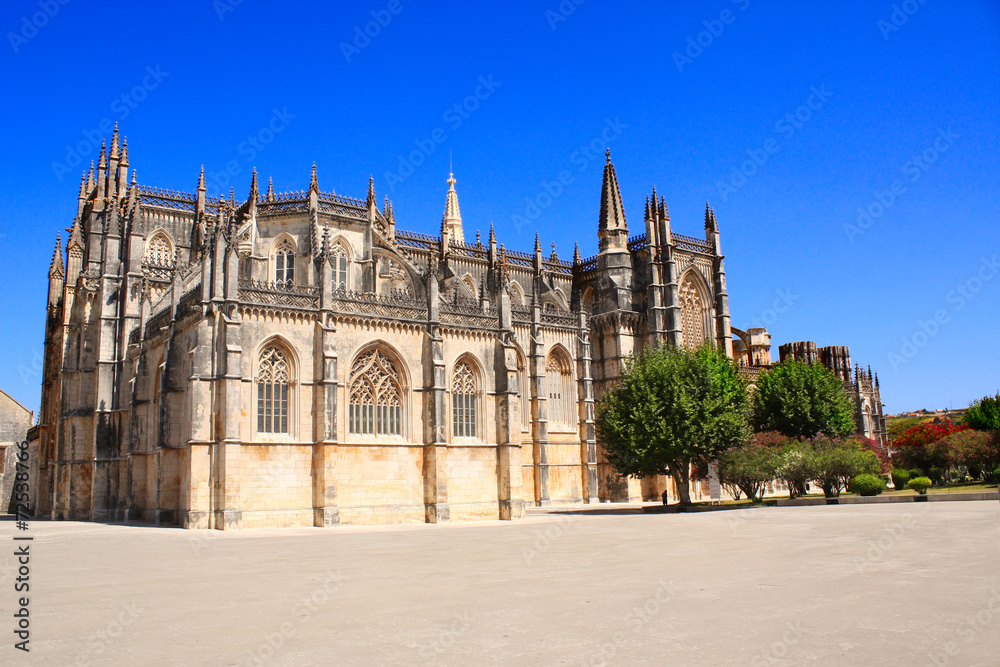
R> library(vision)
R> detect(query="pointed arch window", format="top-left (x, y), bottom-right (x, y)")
top-left (145, 233), bottom-right (174, 267)
top-left (349, 349), bottom-right (403, 436)
top-left (257, 345), bottom-right (290, 434)
top-left (274, 239), bottom-right (295, 285)
top-left (332, 243), bottom-right (349, 292)
top-left (452, 361), bottom-right (477, 438)
top-left (679, 272), bottom-right (709, 350)
top-left (547, 351), bottom-right (575, 429)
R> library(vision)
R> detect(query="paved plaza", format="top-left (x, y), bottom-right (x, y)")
top-left (2, 501), bottom-right (998, 666)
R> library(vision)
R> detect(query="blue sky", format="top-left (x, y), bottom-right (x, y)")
top-left (1, 0), bottom-right (997, 416)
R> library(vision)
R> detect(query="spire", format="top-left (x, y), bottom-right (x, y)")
top-left (366, 175), bottom-right (376, 207)
top-left (441, 171), bottom-right (464, 245)
top-left (488, 222), bottom-right (496, 245)
top-left (87, 161), bottom-right (95, 192)
top-left (249, 168), bottom-right (259, 202)
top-left (198, 165), bottom-right (206, 192)
top-left (98, 140), bottom-right (107, 169)
top-left (229, 187), bottom-right (235, 208)
top-left (534, 233), bottom-right (542, 254)
top-left (573, 242), bottom-right (581, 264)
top-left (120, 136), bottom-right (129, 166)
top-left (705, 202), bottom-right (718, 233)
top-left (78, 172), bottom-right (87, 199)
top-left (310, 162), bottom-right (319, 193)
top-left (49, 234), bottom-right (64, 279)
top-left (266, 177), bottom-right (275, 202)
top-left (110, 123), bottom-right (120, 159)
top-left (598, 149), bottom-right (627, 233)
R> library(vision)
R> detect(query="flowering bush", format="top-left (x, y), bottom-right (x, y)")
top-left (930, 429), bottom-right (1000, 479)
top-left (891, 420), bottom-right (968, 471)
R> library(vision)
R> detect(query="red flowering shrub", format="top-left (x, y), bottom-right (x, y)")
top-left (891, 420), bottom-right (968, 471)
top-left (930, 429), bottom-right (1000, 478)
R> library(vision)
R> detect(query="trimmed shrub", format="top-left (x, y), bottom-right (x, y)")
top-left (890, 468), bottom-right (910, 490)
top-left (907, 477), bottom-right (933, 494)
top-left (993, 467), bottom-right (1000, 484)
top-left (849, 474), bottom-right (888, 496)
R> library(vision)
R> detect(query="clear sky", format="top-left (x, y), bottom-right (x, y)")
top-left (1, 0), bottom-right (997, 416)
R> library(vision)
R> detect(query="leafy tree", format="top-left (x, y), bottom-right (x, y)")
top-left (964, 393), bottom-right (1000, 431)
top-left (751, 360), bottom-right (856, 438)
top-left (718, 431), bottom-right (785, 502)
top-left (929, 429), bottom-right (1000, 479)
top-left (596, 343), bottom-right (750, 506)
top-left (775, 441), bottom-right (816, 498)
top-left (891, 420), bottom-right (967, 471)
top-left (809, 436), bottom-right (880, 497)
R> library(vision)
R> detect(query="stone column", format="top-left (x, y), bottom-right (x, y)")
top-left (422, 268), bottom-right (449, 522)
top-left (312, 316), bottom-right (340, 527)
top-left (577, 311), bottom-right (598, 503)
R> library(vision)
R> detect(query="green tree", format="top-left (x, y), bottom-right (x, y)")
top-left (751, 360), bottom-right (855, 438)
top-left (718, 431), bottom-right (785, 502)
top-left (965, 393), bottom-right (1000, 431)
top-left (809, 436), bottom-right (880, 498)
top-left (596, 343), bottom-right (750, 506)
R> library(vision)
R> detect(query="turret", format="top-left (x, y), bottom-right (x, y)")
top-left (48, 234), bottom-right (64, 308)
top-left (117, 135), bottom-right (129, 196)
top-left (597, 150), bottom-right (627, 253)
top-left (442, 172), bottom-right (464, 245)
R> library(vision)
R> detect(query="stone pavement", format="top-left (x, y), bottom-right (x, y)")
top-left (2, 501), bottom-right (998, 666)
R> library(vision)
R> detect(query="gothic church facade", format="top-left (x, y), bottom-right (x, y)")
top-left (29, 127), bottom-right (881, 528)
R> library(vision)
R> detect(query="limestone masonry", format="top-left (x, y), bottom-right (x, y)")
top-left (27, 126), bottom-right (885, 528)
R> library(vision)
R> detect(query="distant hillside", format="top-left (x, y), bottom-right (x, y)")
top-left (886, 408), bottom-right (967, 437)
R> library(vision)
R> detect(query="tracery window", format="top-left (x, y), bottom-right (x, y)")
top-left (332, 243), bottom-right (348, 292)
top-left (679, 272), bottom-right (708, 350)
top-left (145, 233), bottom-right (174, 266)
top-left (546, 351), bottom-right (574, 429)
top-left (348, 349), bottom-right (403, 436)
top-left (274, 238), bottom-right (295, 285)
top-left (452, 361), bottom-right (477, 438)
top-left (257, 345), bottom-right (290, 434)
